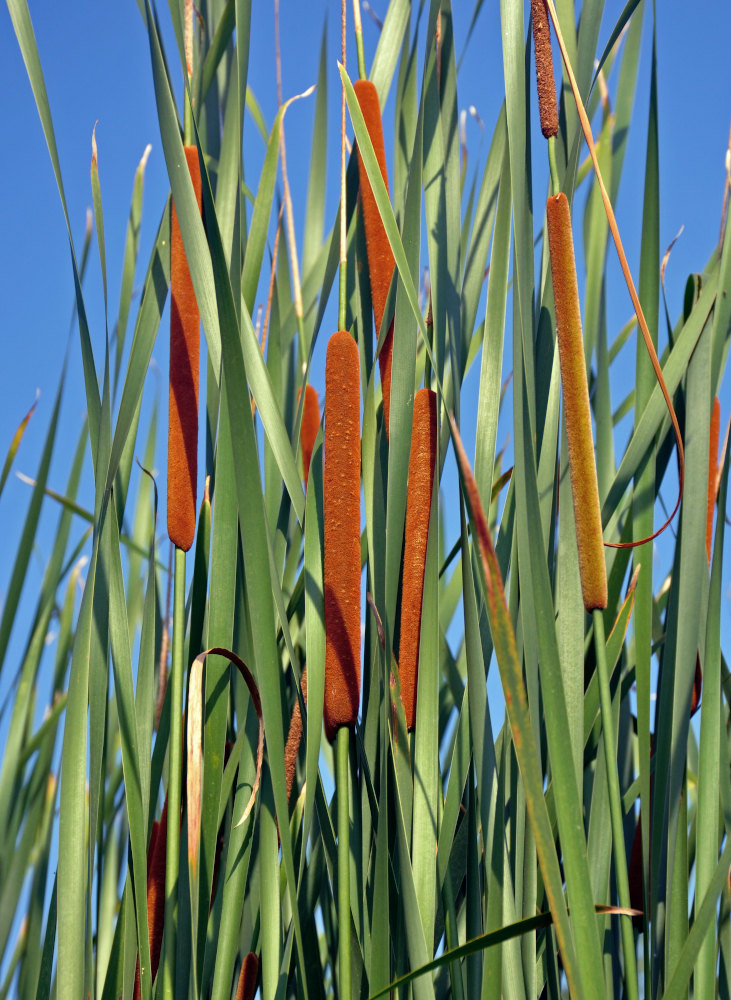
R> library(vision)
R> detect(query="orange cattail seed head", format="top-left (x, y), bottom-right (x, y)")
top-left (399, 389), bottom-right (437, 731)
top-left (546, 193), bottom-right (607, 611)
top-left (353, 79), bottom-right (396, 437)
top-left (299, 386), bottom-right (320, 488)
top-left (531, 0), bottom-right (559, 138)
top-left (168, 145), bottom-right (202, 552)
top-left (324, 331), bottom-right (361, 742)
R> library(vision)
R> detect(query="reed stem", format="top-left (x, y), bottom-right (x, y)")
top-left (548, 135), bottom-right (559, 195)
top-left (352, 0), bottom-right (366, 80)
top-left (336, 725), bottom-right (351, 999)
top-left (163, 545), bottom-right (186, 1000)
top-left (592, 608), bottom-right (639, 1000)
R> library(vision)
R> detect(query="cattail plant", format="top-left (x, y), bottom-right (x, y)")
top-left (398, 388), bottom-right (437, 730)
top-left (353, 79), bottom-right (396, 436)
top-left (546, 185), bottom-right (638, 998)
top-left (323, 330), bottom-right (361, 741)
top-left (545, 192), bottom-right (607, 612)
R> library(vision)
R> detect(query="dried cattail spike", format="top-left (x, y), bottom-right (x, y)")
top-left (235, 952), bottom-right (259, 1000)
top-left (706, 396), bottom-right (720, 561)
top-left (299, 386), bottom-right (321, 488)
top-left (399, 389), bottom-right (438, 730)
top-left (324, 331), bottom-right (362, 742)
top-left (353, 79), bottom-right (396, 436)
top-left (531, 0), bottom-right (559, 139)
top-left (546, 193), bottom-right (607, 611)
top-left (168, 145), bottom-right (202, 552)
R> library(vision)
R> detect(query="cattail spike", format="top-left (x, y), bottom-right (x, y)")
top-left (285, 668), bottom-right (307, 802)
top-left (133, 799), bottom-right (168, 1000)
top-left (706, 396), bottom-right (720, 562)
top-left (299, 386), bottom-right (321, 488)
top-left (324, 331), bottom-right (361, 742)
top-left (399, 389), bottom-right (437, 730)
top-left (168, 145), bottom-right (202, 552)
top-left (546, 193), bottom-right (607, 611)
top-left (235, 952), bottom-right (259, 1000)
top-left (353, 79), bottom-right (396, 436)
top-left (531, 0), bottom-right (559, 139)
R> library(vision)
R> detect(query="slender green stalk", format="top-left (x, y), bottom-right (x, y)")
top-left (163, 546), bottom-right (186, 1000)
top-left (336, 726), bottom-right (352, 999)
top-left (352, 0), bottom-right (367, 81)
top-left (592, 608), bottom-right (639, 1000)
top-left (547, 135), bottom-right (559, 195)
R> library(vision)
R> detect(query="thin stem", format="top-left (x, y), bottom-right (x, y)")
top-left (183, 0), bottom-right (193, 144)
top-left (339, 0), bottom-right (347, 332)
top-left (547, 135), bottom-right (559, 195)
top-left (336, 725), bottom-right (352, 999)
top-left (162, 545), bottom-right (186, 1000)
top-left (592, 608), bottom-right (639, 1000)
top-left (352, 0), bottom-right (367, 80)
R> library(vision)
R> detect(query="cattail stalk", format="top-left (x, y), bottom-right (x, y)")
top-left (353, 79), bottom-right (396, 436)
top-left (163, 547), bottom-right (186, 1000)
top-left (545, 192), bottom-right (607, 612)
top-left (324, 331), bottom-right (361, 741)
top-left (399, 389), bottom-right (437, 730)
top-left (299, 387), bottom-right (320, 488)
top-left (167, 145), bottom-right (202, 552)
top-left (706, 396), bottom-right (720, 561)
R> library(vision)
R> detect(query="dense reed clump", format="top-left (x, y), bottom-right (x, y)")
top-left (7, 4), bottom-right (730, 999)
top-left (167, 145), bottom-right (202, 552)
top-left (531, 0), bottom-right (558, 138)
top-left (323, 330), bottom-right (362, 741)
top-left (398, 388), bottom-right (437, 730)
top-left (353, 79), bottom-right (396, 436)
top-left (545, 192), bottom-right (607, 611)
top-left (299, 385), bottom-right (320, 487)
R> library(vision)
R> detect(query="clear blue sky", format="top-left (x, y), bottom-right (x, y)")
top-left (0, 0), bottom-right (729, 748)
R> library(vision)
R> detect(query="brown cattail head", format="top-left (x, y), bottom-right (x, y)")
top-left (706, 396), bottom-right (720, 561)
top-left (235, 952), bottom-right (259, 1000)
top-left (285, 668), bottom-right (307, 803)
top-left (531, 0), bottom-right (559, 139)
top-left (353, 79), bottom-right (396, 436)
top-left (324, 331), bottom-right (361, 742)
top-left (299, 386), bottom-right (321, 488)
top-left (546, 193), bottom-right (607, 611)
top-left (168, 144), bottom-right (202, 552)
top-left (133, 799), bottom-right (169, 1000)
top-left (399, 389), bottom-right (437, 730)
